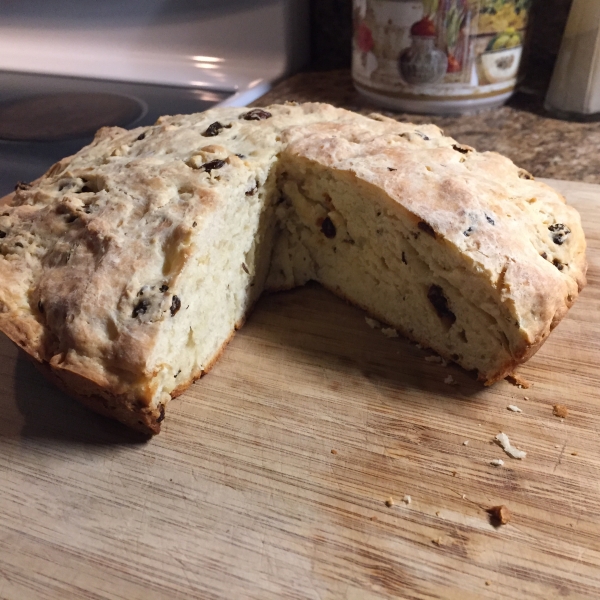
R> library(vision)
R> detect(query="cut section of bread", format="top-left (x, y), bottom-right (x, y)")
top-left (267, 117), bottom-right (587, 384)
top-left (0, 104), bottom-right (587, 434)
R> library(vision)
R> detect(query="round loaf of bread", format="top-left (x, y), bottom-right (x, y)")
top-left (0, 103), bottom-right (587, 434)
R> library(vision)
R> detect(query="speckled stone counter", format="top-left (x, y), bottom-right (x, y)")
top-left (255, 70), bottom-right (600, 184)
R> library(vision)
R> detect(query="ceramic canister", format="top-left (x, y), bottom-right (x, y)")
top-left (352, 0), bottom-right (531, 114)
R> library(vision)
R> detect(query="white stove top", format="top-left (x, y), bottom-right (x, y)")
top-left (0, 0), bottom-right (308, 195)
top-left (0, 0), bottom-right (308, 97)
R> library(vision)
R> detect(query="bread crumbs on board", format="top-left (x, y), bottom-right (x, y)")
top-left (381, 327), bottom-right (398, 338)
top-left (553, 404), bottom-right (568, 418)
top-left (425, 355), bottom-right (447, 366)
top-left (505, 373), bottom-right (531, 389)
top-left (495, 432), bottom-right (526, 459)
top-left (365, 317), bottom-right (381, 329)
top-left (488, 505), bottom-right (511, 526)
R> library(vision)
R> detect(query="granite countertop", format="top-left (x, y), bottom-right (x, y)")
top-left (255, 70), bottom-right (600, 184)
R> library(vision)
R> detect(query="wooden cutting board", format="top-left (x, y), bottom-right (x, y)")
top-left (0, 179), bottom-right (598, 600)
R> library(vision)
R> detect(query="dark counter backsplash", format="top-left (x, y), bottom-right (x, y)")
top-left (310, 0), bottom-right (573, 94)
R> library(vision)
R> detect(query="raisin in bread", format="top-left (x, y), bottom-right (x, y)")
top-left (0, 104), bottom-right (586, 434)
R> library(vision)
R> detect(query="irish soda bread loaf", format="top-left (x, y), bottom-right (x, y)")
top-left (0, 103), bottom-right (587, 434)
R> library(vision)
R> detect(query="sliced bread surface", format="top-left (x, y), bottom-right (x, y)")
top-left (268, 117), bottom-right (586, 382)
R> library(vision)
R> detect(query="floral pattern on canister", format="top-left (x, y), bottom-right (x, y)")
top-left (352, 0), bottom-right (531, 111)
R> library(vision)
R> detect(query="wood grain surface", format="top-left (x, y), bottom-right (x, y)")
top-left (0, 179), bottom-right (598, 600)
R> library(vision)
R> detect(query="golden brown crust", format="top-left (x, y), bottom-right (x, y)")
top-left (0, 314), bottom-right (46, 363)
top-left (29, 357), bottom-right (161, 436)
top-left (0, 104), bottom-right (588, 433)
